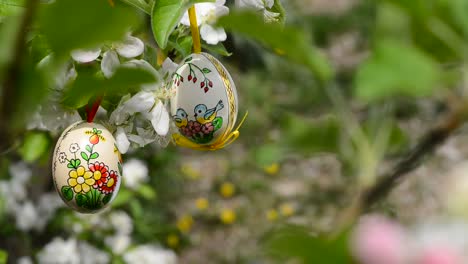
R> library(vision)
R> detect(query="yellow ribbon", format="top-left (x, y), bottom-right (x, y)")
top-left (188, 5), bottom-right (202, 54)
top-left (172, 111), bottom-right (248, 150)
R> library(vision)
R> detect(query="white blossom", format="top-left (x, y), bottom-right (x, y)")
top-left (71, 48), bottom-right (101, 63)
top-left (37, 237), bottom-right (80, 264)
top-left (161, 58), bottom-right (178, 79)
top-left (122, 159), bottom-right (149, 190)
top-left (123, 245), bottom-right (177, 264)
top-left (150, 101), bottom-right (170, 136)
top-left (17, 256), bottom-right (33, 264)
top-left (15, 201), bottom-right (39, 231)
top-left (105, 234), bottom-right (131, 255)
top-left (115, 36), bottom-right (145, 58)
top-left (236, 0), bottom-right (280, 22)
top-left (78, 241), bottom-right (110, 264)
top-left (101, 50), bottom-right (120, 78)
top-left (110, 210), bottom-right (133, 235)
top-left (180, 0), bottom-right (229, 45)
top-left (115, 127), bottom-right (131, 154)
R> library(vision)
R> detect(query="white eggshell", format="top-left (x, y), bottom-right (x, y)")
top-left (52, 121), bottom-right (123, 213)
top-left (170, 52), bottom-right (238, 146)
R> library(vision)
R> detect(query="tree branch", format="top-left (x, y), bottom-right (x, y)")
top-left (0, 0), bottom-right (39, 152)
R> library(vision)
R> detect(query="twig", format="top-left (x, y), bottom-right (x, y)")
top-left (0, 0), bottom-right (40, 152)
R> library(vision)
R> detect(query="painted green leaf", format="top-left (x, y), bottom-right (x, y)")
top-left (80, 152), bottom-right (89, 161)
top-left (39, 0), bottom-right (139, 57)
top-left (61, 186), bottom-right (74, 201)
top-left (202, 68), bottom-right (211, 74)
top-left (67, 163), bottom-right (74, 169)
top-left (355, 40), bottom-right (441, 102)
top-left (217, 11), bottom-right (333, 82)
top-left (75, 193), bottom-right (87, 207)
top-left (185, 56), bottom-right (193, 62)
top-left (151, 0), bottom-right (215, 49)
top-left (89, 152), bottom-right (99, 159)
top-left (213, 117), bottom-right (223, 131)
top-left (85, 145), bottom-right (92, 152)
top-left (74, 159), bottom-right (81, 167)
top-left (102, 194), bottom-right (112, 205)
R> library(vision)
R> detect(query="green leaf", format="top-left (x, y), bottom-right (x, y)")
top-left (269, 0), bottom-right (286, 25)
top-left (61, 186), bottom-right (74, 201)
top-left (75, 193), bottom-right (87, 207)
top-left (151, 0), bottom-right (215, 49)
top-left (80, 152), bottom-right (89, 161)
top-left (217, 11), bottom-right (333, 82)
top-left (202, 42), bottom-right (232, 57)
top-left (102, 194), bottom-right (112, 205)
top-left (255, 143), bottom-right (283, 167)
top-left (89, 152), bottom-right (99, 159)
top-left (355, 40), bottom-right (441, 102)
top-left (137, 184), bottom-right (157, 200)
top-left (61, 67), bottom-right (157, 109)
top-left (39, 0), bottom-right (139, 56)
top-left (18, 131), bottom-right (50, 162)
top-left (0, 0), bottom-right (24, 20)
top-left (281, 114), bottom-right (340, 155)
top-left (264, 226), bottom-right (353, 263)
top-left (112, 189), bottom-right (133, 207)
top-left (85, 145), bottom-right (92, 153)
top-left (0, 249), bottom-right (7, 264)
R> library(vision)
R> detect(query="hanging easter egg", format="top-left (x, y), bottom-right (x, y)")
top-left (52, 121), bottom-right (123, 213)
top-left (170, 52), bottom-right (240, 150)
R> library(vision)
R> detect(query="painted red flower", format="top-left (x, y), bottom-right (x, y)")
top-left (201, 123), bottom-right (214, 134)
top-left (89, 162), bottom-right (109, 189)
top-left (100, 170), bottom-right (118, 195)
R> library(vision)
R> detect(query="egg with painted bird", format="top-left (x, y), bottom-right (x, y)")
top-left (170, 52), bottom-right (239, 149)
top-left (52, 121), bottom-right (123, 213)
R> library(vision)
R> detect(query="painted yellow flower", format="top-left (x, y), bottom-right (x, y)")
top-left (68, 166), bottom-right (95, 193)
top-left (195, 197), bottom-right (209, 210)
top-left (220, 182), bottom-right (235, 198)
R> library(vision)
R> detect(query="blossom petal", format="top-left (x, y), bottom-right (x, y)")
top-left (68, 178), bottom-right (78, 187)
top-left (77, 166), bottom-right (85, 176)
top-left (200, 24), bottom-right (226, 45)
top-left (161, 58), bottom-right (178, 78)
top-left (150, 101), bottom-right (170, 136)
top-left (71, 48), bottom-right (101, 63)
top-left (101, 50), bottom-right (120, 78)
top-left (74, 184), bottom-right (82, 193)
top-left (83, 171), bottom-right (93, 179)
top-left (85, 178), bottom-right (95, 186)
top-left (69, 170), bottom-right (78, 178)
top-left (82, 184), bottom-right (90, 193)
top-left (115, 127), bottom-right (130, 154)
top-left (116, 36), bottom-right (144, 58)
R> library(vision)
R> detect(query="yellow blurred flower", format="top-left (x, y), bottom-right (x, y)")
top-left (181, 164), bottom-right (200, 179)
top-left (176, 215), bottom-right (194, 233)
top-left (266, 209), bottom-right (279, 221)
top-left (264, 163), bottom-right (280, 175)
top-left (279, 203), bottom-right (295, 217)
top-left (195, 197), bottom-right (209, 211)
top-left (220, 209), bottom-right (236, 225)
top-left (167, 234), bottom-right (179, 248)
top-left (220, 182), bottom-right (235, 198)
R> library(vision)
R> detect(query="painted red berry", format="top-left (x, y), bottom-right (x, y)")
top-left (177, 81), bottom-right (180, 86)
top-left (193, 77), bottom-right (197, 83)
top-left (180, 76), bottom-right (184, 82)
top-left (201, 82), bottom-right (205, 88)
top-left (209, 81), bottom-right (213, 87)
top-left (204, 87), bottom-right (209, 93)
top-left (188, 75), bottom-right (192, 81)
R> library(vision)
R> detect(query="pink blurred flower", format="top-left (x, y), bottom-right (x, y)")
top-left (351, 215), bottom-right (407, 264)
top-left (417, 246), bottom-right (463, 264)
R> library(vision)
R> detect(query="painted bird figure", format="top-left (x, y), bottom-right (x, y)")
top-left (194, 100), bottom-right (224, 124)
top-left (173, 108), bottom-right (188, 128)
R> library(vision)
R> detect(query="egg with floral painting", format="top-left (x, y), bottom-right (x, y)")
top-left (170, 52), bottom-right (239, 149)
top-left (52, 121), bottom-right (123, 213)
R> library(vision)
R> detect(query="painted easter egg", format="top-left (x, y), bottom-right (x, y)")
top-left (170, 52), bottom-right (238, 149)
top-left (52, 121), bottom-right (123, 213)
